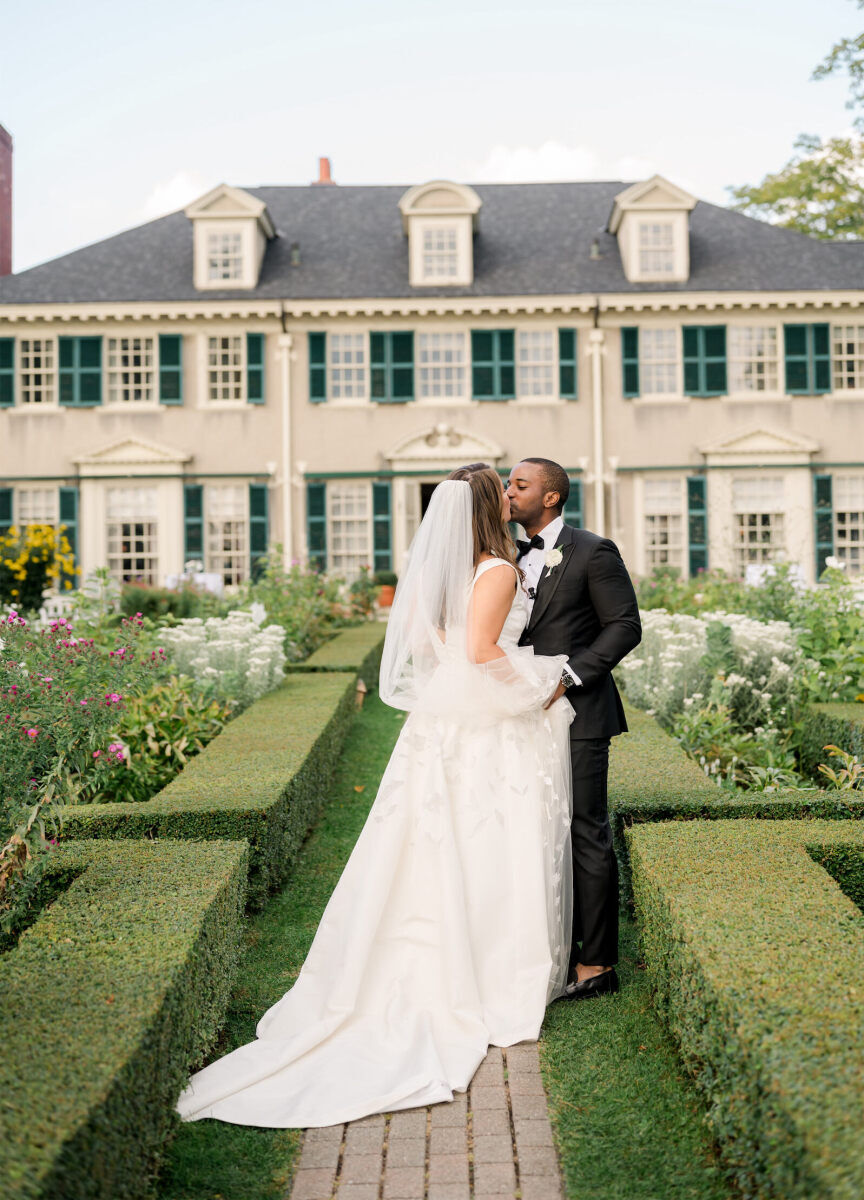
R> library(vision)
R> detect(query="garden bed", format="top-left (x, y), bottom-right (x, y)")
top-left (0, 838), bottom-right (248, 1200)
top-left (58, 672), bottom-right (357, 907)
top-left (797, 702), bottom-right (864, 782)
top-left (628, 819), bottom-right (864, 1200)
top-left (286, 621), bottom-right (385, 679)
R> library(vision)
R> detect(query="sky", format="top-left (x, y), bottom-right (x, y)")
top-left (3, 0), bottom-right (862, 273)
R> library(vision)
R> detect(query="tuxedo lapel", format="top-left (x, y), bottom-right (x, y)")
top-left (526, 526), bottom-right (575, 633)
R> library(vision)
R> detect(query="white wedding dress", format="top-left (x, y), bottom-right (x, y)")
top-left (176, 557), bottom-right (574, 1128)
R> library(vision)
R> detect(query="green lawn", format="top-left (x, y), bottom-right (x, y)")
top-left (540, 915), bottom-right (731, 1200)
top-left (156, 693), bottom-right (406, 1200)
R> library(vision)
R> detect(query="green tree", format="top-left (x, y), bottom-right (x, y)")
top-left (728, 134), bottom-right (864, 239)
top-left (813, 2), bottom-right (864, 130)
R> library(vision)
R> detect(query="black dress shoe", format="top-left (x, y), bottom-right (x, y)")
top-left (561, 968), bottom-right (619, 1001)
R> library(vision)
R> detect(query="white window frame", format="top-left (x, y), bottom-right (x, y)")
top-left (205, 484), bottom-right (249, 586)
top-left (642, 477), bottom-right (685, 571)
top-left (19, 337), bottom-right (58, 407)
top-left (105, 336), bottom-right (157, 406)
top-left (421, 226), bottom-right (459, 280)
top-left (327, 482), bottom-right (373, 580)
top-left (732, 476), bottom-right (787, 573)
top-left (408, 216), bottom-right (472, 287)
top-left (833, 474), bottom-right (864, 576)
top-left (417, 330), bottom-right (468, 403)
top-left (727, 325), bottom-right (781, 398)
top-left (207, 229), bottom-right (244, 283)
top-left (205, 333), bottom-right (246, 404)
top-left (328, 332), bottom-right (368, 404)
top-left (16, 486), bottom-right (59, 527)
top-left (516, 329), bottom-right (557, 402)
top-left (637, 221), bottom-right (675, 277)
top-left (640, 328), bottom-right (680, 398)
top-left (105, 486), bottom-right (160, 586)
top-left (832, 325), bottom-right (864, 394)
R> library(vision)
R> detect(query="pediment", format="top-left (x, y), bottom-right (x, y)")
top-left (185, 184), bottom-right (275, 236)
top-left (386, 423), bottom-right (502, 468)
top-left (699, 425), bottom-right (820, 463)
top-left (73, 437), bottom-right (193, 469)
top-left (608, 174), bottom-right (697, 232)
top-left (398, 180), bottom-right (482, 231)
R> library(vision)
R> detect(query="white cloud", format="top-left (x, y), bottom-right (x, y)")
top-left (135, 170), bottom-right (213, 222)
top-left (470, 141), bottom-right (705, 195)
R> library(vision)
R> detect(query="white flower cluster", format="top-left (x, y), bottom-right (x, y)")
top-left (619, 607), bottom-right (804, 727)
top-left (159, 609), bottom-right (286, 707)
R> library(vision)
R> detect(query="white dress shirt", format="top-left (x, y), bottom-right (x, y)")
top-left (518, 515), bottom-right (581, 688)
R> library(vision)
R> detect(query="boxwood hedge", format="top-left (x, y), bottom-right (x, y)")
top-left (59, 672), bottom-right (356, 907)
top-left (287, 621), bottom-right (385, 678)
top-left (627, 819), bottom-right (864, 1200)
top-left (797, 701), bottom-right (864, 782)
top-left (0, 838), bottom-right (248, 1200)
top-left (610, 705), bottom-right (864, 895)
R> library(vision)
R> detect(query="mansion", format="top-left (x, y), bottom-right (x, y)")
top-left (1, 157), bottom-right (863, 590)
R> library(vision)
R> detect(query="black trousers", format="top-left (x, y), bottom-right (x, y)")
top-left (566, 734), bottom-right (619, 971)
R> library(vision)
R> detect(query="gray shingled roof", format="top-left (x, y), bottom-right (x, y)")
top-left (1, 181), bottom-right (863, 304)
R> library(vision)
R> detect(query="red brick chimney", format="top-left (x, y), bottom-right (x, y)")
top-left (312, 156), bottom-right (336, 186)
top-left (0, 124), bottom-right (11, 276)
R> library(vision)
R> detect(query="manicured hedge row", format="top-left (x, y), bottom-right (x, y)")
top-left (628, 819), bottom-right (864, 1200)
top-left (59, 672), bottom-right (356, 907)
top-left (287, 621), bottom-right (385, 679)
top-left (797, 701), bottom-right (864, 782)
top-left (0, 839), bottom-right (248, 1200)
top-left (609, 705), bottom-right (864, 895)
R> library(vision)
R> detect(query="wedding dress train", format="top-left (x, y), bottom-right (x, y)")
top-left (176, 558), bottom-right (573, 1128)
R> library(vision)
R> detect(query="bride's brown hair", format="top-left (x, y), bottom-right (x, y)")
top-left (446, 463), bottom-right (523, 579)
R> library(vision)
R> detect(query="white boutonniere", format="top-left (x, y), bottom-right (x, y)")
top-left (544, 547), bottom-right (564, 572)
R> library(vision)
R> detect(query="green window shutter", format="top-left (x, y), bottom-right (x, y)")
top-left (558, 330), bottom-right (578, 400)
top-left (58, 336), bottom-right (102, 406)
top-left (158, 334), bottom-right (183, 405)
top-left (785, 324), bottom-right (831, 394)
top-left (621, 327), bottom-right (639, 398)
top-left (683, 326), bottom-right (727, 397)
top-left (246, 333), bottom-right (265, 404)
top-left (306, 482), bottom-right (327, 571)
top-left (372, 481), bottom-right (392, 573)
top-left (249, 483), bottom-right (269, 578)
top-left (0, 338), bottom-right (14, 407)
top-left (370, 332), bottom-right (414, 403)
top-left (58, 486), bottom-right (79, 590)
top-left (183, 484), bottom-right (204, 562)
top-left (0, 486), bottom-right (12, 535)
top-left (687, 476), bottom-right (708, 576)
top-left (563, 477), bottom-right (582, 528)
top-left (309, 332), bottom-right (327, 403)
top-left (471, 329), bottom-right (516, 401)
top-left (814, 473), bottom-right (834, 578)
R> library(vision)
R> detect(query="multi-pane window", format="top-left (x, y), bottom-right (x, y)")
top-left (641, 329), bottom-right (678, 394)
top-left (208, 336), bottom-right (243, 402)
top-left (728, 327), bottom-right (779, 393)
top-left (422, 227), bottom-right (458, 278)
top-left (106, 486), bottom-right (159, 586)
top-left (20, 339), bottom-right (56, 405)
top-left (107, 337), bottom-right (155, 404)
top-left (329, 483), bottom-right (371, 578)
top-left (17, 487), bottom-right (58, 527)
top-left (834, 475), bottom-right (864, 575)
top-left (329, 333), bottom-right (367, 401)
top-left (207, 231), bottom-right (243, 281)
top-left (732, 477), bottom-right (786, 572)
top-left (832, 326), bottom-right (864, 390)
top-left (643, 478), bottom-right (684, 568)
top-left (418, 332), bottom-right (467, 399)
top-left (516, 331), bottom-right (555, 397)
top-left (638, 222), bottom-right (675, 275)
top-left (206, 485), bottom-right (248, 586)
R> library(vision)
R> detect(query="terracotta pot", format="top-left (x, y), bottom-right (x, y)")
top-left (377, 584), bottom-right (396, 608)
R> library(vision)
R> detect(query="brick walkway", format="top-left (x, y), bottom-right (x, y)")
top-left (288, 1043), bottom-right (564, 1200)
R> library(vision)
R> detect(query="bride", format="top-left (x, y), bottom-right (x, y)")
top-left (176, 463), bottom-right (575, 1128)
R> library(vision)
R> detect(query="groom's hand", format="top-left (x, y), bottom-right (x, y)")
top-left (544, 682), bottom-right (567, 709)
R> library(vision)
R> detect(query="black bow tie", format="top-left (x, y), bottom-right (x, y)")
top-left (516, 533), bottom-right (545, 558)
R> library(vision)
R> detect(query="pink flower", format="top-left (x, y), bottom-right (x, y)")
top-left (93, 750), bottom-right (101, 758)
top-left (106, 693), bottom-right (121, 704)
top-left (80, 699), bottom-right (88, 706)
top-left (26, 727), bottom-right (38, 738)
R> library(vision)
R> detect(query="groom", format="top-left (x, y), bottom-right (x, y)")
top-left (506, 458), bottom-right (641, 1000)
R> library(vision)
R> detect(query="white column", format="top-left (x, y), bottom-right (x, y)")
top-left (278, 333), bottom-right (294, 566)
top-left (588, 328), bottom-right (606, 537)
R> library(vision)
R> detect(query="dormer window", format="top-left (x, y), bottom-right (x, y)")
top-left (399, 181), bottom-right (482, 287)
top-left (207, 230), bottom-right (244, 282)
top-left (638, 221), bottom-right (675, 276)
top-left (608, 176), bottom-right (696, 284)
top-left (185, 184), bottom-right (276, 291)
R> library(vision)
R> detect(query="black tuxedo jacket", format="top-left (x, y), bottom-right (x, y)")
top-left (518, 524), bottom-right (642, 739)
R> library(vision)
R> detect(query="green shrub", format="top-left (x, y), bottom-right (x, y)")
top-left (627, 819), bottom-right (864, 1200)
top-left (797, 702), bottom-right (864, 781)
top-left (287, 622), bottom-right (385, 680)
top-left (57, 673), bottom-right (357, 907)
top-left (0, 838), bottom-right (248, 1200)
